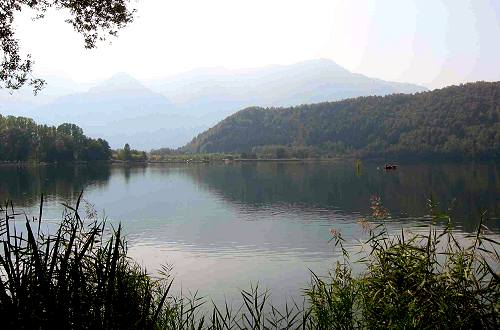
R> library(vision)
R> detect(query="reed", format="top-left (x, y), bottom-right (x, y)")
top-left (0, 194), bottom-right (498, 329)
top-left (306, 197), bottom-right (499, 329)
top-left (0, 193), bottom-right (173, 329)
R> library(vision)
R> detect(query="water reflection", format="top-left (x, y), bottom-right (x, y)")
top-left (0, 163), bottom-right (110, 206)
top-left (185, 161), bottom-right (500, 232)
top-left (0, 161), bottom-right (498, 301)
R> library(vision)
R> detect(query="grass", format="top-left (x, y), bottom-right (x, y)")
top-left (306, 197), bottom-right (499, 329)
top-left (0, 194), bottom-right (498, 329)
top-left (0, 193), bottom-right (173, 329)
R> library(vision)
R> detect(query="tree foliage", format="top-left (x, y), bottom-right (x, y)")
top-left (0, 0), bottom-right (135, 93)
top-left (0, 115), bottom-right (111, 161)
top-left (184, 81), bottom-right (500, 159)
top-left (114, 143), bottom-right (147, 162)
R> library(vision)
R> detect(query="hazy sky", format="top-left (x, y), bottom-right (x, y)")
top-left (15, 0), bottom-right (500, 88)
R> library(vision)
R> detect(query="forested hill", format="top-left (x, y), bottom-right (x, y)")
top-left (184, 81), bottom-right (500, 159)
top-left (0, 115), bottom-right (111, 162)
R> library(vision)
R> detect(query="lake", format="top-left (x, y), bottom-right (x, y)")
top-left (1, 161), bottom-right (499, 304)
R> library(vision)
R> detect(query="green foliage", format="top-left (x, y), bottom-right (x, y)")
top-left (0, 0), bottom-right (135, 93)
top-left (149, 149), bottom-right (236, 162)
top-left (307, 198), bottom-right (500, 329)
top-left (123, 143), bottom-right (132, 160)
top-left (185, 81), bottom-right (500, 159)
top-left (114, 143), bottom-right (148, 162)
top-left (150, 147), bottom-right (182, 157)
top-left (0, 194), bottom-right (172, 329)
top-left (250, 145), bottom-right (318, 159)
top-left (0, 115), bottom-right (111, 162)
top-left (306, 264), bottom-right (358, 329)
top-left (358, 221), bottom-right (499, 328)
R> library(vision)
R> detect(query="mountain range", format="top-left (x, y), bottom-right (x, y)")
top-left (184, 81), bottom-right (500, 159)
top-left (0, 59), bottom-right (427, 149)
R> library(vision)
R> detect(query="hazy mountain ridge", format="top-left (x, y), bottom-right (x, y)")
top-left (0, 75), bottom-right (86, 114)
top-left (1, 59), bottom-right (427, 149)
top-left (184, 81), bottom-right (500, 159)
top-left (148, 59), bottom-right (427, 114)
top-left (29, 74), bottom-right (186, 148)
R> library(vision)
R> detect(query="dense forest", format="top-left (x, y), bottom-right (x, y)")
top-left (0, 115), bottom-right (111, 162)
top-left (184, 81), bottom-right (500, 159)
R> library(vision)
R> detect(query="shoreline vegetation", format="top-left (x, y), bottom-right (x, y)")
top-left (0, 194), bottom-right (498, 329)
top-left (0, 159), bottom-right (311, 167)
top-left (0, 157), bottom-right (348, 166)
top-left (0, 150), bottom-right (351, 166)
top-left (3, 152), bottom-right (497, 167)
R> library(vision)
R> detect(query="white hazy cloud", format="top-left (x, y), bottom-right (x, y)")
top-left (13, 0), bottom-right (500, 88)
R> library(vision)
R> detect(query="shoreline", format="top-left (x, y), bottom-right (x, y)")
top-left (1, 156), bottom-right (496, 167)
top-left (0, 157), bottom-right (348, 166)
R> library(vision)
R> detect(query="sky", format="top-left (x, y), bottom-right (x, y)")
top-left (14, 0), bottom-right (500, 89)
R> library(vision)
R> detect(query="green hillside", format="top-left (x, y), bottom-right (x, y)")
top-left (184, 81), bottom-right (500, 159)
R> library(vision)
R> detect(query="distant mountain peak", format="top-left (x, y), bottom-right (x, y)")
top-left (296, 57), bottom-right (343, 66)
top-left (88, 72), bottom-right (150, 95)
top-left (108, 72), bottom-right (140, 83)
top-left (284, 58), bottom-right (349, 72)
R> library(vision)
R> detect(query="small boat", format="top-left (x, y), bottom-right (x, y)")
top-left (384, 164), bottom-right (398, 170)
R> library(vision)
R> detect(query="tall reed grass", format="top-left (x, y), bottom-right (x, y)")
top-left (0, 194), bottom-right (498, 329)
top-left (306, 197), bottom-right (499, 329)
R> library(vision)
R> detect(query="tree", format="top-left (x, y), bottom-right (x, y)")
top-left (123, 143), bottom-right (132, 161)
top-left (276, 147), bottom-right (286, 159)
top-left (0, 115), bottom-right (112, 162)
top-left (84, 138), bottom-right (111, 161)
top-left (0, 0), bottom-right (136, 93)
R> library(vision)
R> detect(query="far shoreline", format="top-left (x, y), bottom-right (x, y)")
top-left (1, 155), bottom-right (496, 168)
top-left (0, 158), bottom-right (346, 167)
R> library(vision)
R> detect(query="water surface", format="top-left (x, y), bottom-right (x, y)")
top-left (1, 161), bottom-right (499, 302)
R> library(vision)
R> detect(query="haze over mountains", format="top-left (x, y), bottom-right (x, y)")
top-left (0, 59), bottom-right (427, 149)
top-left (185, 81), bottom-right (500, 159)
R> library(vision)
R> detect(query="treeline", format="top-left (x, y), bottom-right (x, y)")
top-left (184, 81), bottom-right (500, 159)
top-left (113, 143), bottom-right (147, 161)
top-left (148, 147), bottom-right (234, 162)
top-left (0, 115), bottom-right (111, 162)
top-left (149, 147), bottom-right (183, 157)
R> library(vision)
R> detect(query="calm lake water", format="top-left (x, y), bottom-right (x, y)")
top-left (1, 161), bottom-right (499, 303)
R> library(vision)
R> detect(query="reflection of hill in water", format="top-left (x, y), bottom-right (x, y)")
top-left (0, 164), bottom-right (111, 206)
top-left (185, 161), bottom-right (500, 232)
top-left (1, 161), bottom-right (498, 234)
